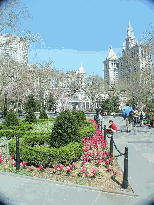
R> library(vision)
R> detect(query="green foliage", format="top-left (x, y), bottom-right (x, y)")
top-left (32, 121), bottom-right (54, 133)
top-left (79, 120), bottom-right (96, 138)
top-left (25, 108), bottom-right (37, 123)
top-left (39, 108), bottom-right (48, 119)
top-left (101, 96), bottom-right (120, 115)
top-left (4, 110), bottom-right (19, 127)
top-left (71, 110), bottom-right (86, 126)
top-left (49, 109), bottom-right (81, 148)
top-left (25, 94), bottom-right (37, 112)
top-left (9, 139), bottom-right (83, 167)
top-left (0, 124), bottom-right (8, 130)
top-left (47, 93), bottom-right (56, 111)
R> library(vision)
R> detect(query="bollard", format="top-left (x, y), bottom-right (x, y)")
top-left (16, 135), bottom-right (20, 170)
top-left (101, 121), bottom-right (102, 133)
top-left (104, 125), bottom-right (106, 141)
top-left (122, 146), bottom-right (128, 189)
top-left (110, 132), bottom-right (113, 156)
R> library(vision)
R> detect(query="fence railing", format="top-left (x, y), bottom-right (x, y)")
top-left (95, 118), bottom-right (129, 189)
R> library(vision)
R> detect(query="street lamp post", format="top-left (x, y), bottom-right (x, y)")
top-left (4, 91), bottom-right (7, 117)
top-left (132, 92), bottom-right (135, 110)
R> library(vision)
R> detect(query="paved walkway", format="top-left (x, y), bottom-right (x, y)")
top-left (0, 116), bottom-right (153, 204)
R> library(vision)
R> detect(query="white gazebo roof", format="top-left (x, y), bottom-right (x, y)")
top-left (106, 46), bottom-right (118, 60)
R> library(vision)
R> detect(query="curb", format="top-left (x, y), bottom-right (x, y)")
top-left (0, 171), bottom-right (140, 198)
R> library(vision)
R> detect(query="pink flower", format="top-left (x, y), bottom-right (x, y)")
top-left (110, 154), bottom-right (113, 157)
top-left (83, 161), bottom-right (87, 164)
top-left (107, 167), bottom-right (110, 171)
top-left (5, 157), bottom-right (8, 161)
top-left (30, 166), bottom-right (33, 171)
top-left (22, 161), bottom-right (26, 167)
top-left (93, 169), bottom-right (96, 175)
top-left (60, 165), bottom-right (63, 170)
top-left (105, 159), bottom-right (109, 165)
top-left (11, 155), bottom-right (14, 159)
top-left (72, 163), bottom-right (75, 168)
top-left (92, 151), bottom-right (95, 156)
top-left (38, 165), bottom-right (43, 171)
top-left (109, 157), bottom-right (113, 161)
top-left (54, 165), bottom-right (57, 170)
top-left (69, 164), bottom-right (72, 170)
top-left (0, 158), bottom-right (2, 163)
top-left (67, 167), bottom-right (71, 173)
top-left (80, 169), bottom-right (83, 173)
top-left (87, 152), bottom-right (91, 156)
top-left (114, 171), bottom-right (117, 176)
top-left (106, 152), bottom-right (110, 156)
top-left (110, 167), bottom-right (113, 171)
top-left (97, 151), bottom-right (100, 156)
top-left (58, 164), bottom-right (61, 168)
top-left (95, 155), bottom-right (97, 159)
top-left (96, 159), bottom-right (101, 165)
top-left (13, 161), bottom-right (16, 166)
top-left (83, 168), bottom-right (86, 172)
top-left (85, 171), bottom-right (88, 177)
top-left (93, 167), bottom-right (96, 170)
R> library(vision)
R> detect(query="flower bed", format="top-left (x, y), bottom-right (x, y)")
top-left (0, 119), bottom-right (133, 192)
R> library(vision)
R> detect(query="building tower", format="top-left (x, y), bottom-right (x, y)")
top-left (125, 21), bottom-right (136, 51)
top-left (103, 46), bottom-right (119, 85)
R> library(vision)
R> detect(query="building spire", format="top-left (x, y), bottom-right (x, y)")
top-left (129, 20), bottom-right (131, 27)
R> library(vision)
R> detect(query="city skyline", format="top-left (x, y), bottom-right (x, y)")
top-left (20, 0), bottom-right (154, 77)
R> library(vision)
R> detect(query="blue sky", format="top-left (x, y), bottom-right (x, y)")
top-left (21, 0), bottom-right (154, 77)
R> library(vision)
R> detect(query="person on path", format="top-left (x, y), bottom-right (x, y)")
top-left (106, 120), bottom-right (117, 134)
top-left (133, 108), bottom-right (138, 127)
top-left (122, 103), bottom-right (134, 132)
top-left (139, 110), bottom-right (144, 127)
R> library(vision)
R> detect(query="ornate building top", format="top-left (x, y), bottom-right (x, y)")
top-left (106, 46), bottom-right (118, 60)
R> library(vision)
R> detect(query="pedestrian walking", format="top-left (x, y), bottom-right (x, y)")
top-left (139, 110), bottom-right (144, 127)
top-left (133, 108), bottom-right (138, 127)
top-left (122, 103), bottom-right (134, 132)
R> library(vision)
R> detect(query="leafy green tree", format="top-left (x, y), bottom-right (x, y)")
top-left (25, 108), bottom-right (36, 123)
top-left (47, 94), bottom-right (55, 111)
top-left (49, 109), bottom-right (80, 148)
top-left (4, 110), bottom-right (19, 127)
top-left (25, 94), bottom-right (37, 112)
top-left (39, 107), bottom-right (48, 119)
top-left (101, 96), bottom-right (120, 114)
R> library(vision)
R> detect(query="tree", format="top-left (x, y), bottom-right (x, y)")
top-left (47, 93), bottom-right (56, 111)
top-left (101, 96), bottom-right (120, 114)
top-left (25, 94), bottom-right (37, 112)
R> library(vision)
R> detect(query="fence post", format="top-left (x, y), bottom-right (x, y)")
top-left (104, 125), bottom-right (106, 141)
top-left (16, 135), bottom-right (20, 170)
top-left (122, 146), bottom-right (128, 189)
top-left (101, 121), bottom-right (102, 133)
top-left (110, 132), bottom-right (113, 156)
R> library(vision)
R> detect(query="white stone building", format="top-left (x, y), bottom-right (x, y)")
top-left (104, 21), bottom-right (153, 84)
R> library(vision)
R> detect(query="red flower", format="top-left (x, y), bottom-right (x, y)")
top-left (67, 167), bottom-right (71, 173)
top-left (80, 168), bottom-right (83, 173)
top-left (109, 157), bottom-right (113, 161)
top-left (105, 159), bottom-right (109, 165)
top-left (22, 161), bottom-right (26, 167)
top-left (87, 152), bottom-right (91, 156)
top-left (93, 169), bottom-right (96, 175)
top-left (83, 168), bottom-right (86, 172)
top-left (60, 165), bottom-right (63, 170)
top-left (5, 157), bottom-right (8, 161)
top-left (110, 167), bottom-right (113, 171)
top-left (106, 152), bottom-right (110, 156)
top-left (38, 165), bottom-right (43, 171)
top-left (85, 171), bottom-right (88, 177)
top-left (97, 151), bottom-right (100, 156)
top-left (11, 155), bottom-right (14, 159)
top-left (0, 158), bottom-right (2, 163)
top-left (54, 165), bottom-right (57, 170)
top-left (13, 161), bottom-right (16, 166)
top-left (30, 166), bottom-right (33, 171)
top-left (72, 163), bottom-right (75, 168)
top-left (107, 167), bottom-right (110, 171)
top-left (69, 164), bottom-right (72, 170)
top-left (114, 171), bottom-right (117, 176)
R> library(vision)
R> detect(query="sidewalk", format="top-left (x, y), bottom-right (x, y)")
top-left (0, 116), bottom-right (153, 204)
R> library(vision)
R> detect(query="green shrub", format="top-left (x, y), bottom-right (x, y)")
top-left (39, 108), bottom-right (48, 119)
top-left (9, 139), bottom-right (83, 167)
top-left (71, 110), bottom-right (86, 126)
top-left (0, 124), bottom-right (8, 130)
top-left (79, 120), bottom-right (96, 138)
top-left (25, 108), bottom-right (37, 123)
top-left (4, 110), bottom-right (19, 127)
top-left (32, 121), bottom-right (54, 133)
top-left (49, 109), bottom-right (81, 148)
